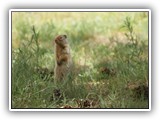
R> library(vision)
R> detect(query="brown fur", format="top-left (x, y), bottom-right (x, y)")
top-left (54, 35), bottom-right (72, 83)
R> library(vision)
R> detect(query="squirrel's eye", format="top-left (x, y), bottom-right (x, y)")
top-left (58, 36), bottom-right (62, 40)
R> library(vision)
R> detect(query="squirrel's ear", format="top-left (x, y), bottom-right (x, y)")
top-left (64, 35), bottom-right (67, 38)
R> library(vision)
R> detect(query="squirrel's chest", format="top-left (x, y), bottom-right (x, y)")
top-left (56, 47), bottom-right (69, 58)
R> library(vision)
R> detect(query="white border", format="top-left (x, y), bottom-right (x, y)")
top-left (149, 9), bottom-right (151, 111)
top-left (9, 9), bottom-right (12, 112)
top-left (9, 9), bottom-right (150, 12)
top-left (9, 9), bottom-right (151, 111)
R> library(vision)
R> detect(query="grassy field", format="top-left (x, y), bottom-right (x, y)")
top-left (11, 11), bottom-right (149, 109)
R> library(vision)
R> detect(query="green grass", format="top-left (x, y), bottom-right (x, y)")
top-left (11, 12), bottom-right (149, 109)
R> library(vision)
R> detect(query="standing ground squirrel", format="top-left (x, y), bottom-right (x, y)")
top-left (54, 35), bottom-right (72, 83)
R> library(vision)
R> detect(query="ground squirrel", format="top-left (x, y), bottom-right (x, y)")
top-left (54, 35), bottom-right (72, 83)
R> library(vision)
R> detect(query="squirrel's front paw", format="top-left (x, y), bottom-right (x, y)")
top-left (57, 61), bottom-right (62, 66)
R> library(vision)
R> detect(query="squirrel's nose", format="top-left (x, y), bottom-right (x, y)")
top-left (64, 35), bottom-right (67, 38)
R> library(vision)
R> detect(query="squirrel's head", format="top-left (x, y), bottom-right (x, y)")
top-left (55, 35), bottom-right (68, 47)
